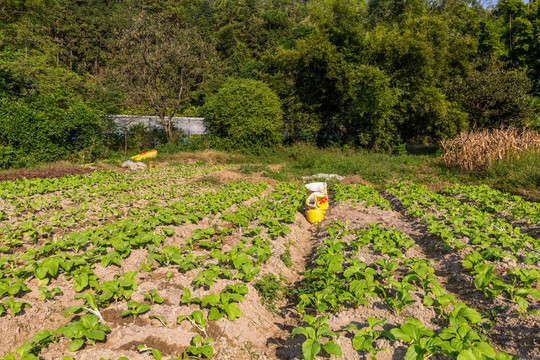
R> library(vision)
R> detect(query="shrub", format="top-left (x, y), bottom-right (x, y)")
top-left (203, 78), bottom-right (283, 153)
top-left (0, 90), bottom-right (102, 166)
top-left (441, 127), bottom-right (540, 172)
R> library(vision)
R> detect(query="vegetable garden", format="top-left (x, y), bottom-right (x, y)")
top-left (0, 164), bottom-right (538, 360)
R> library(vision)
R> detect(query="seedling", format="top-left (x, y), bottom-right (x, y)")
top-left (0, 299), bottom-right (31, 318)
top-left (342, 317), bottom-right (394, 358)
top-left (64, 292), bottom-right (105, 323)
top-left (144, 289), bottom-right (164, 304)
top-left (178, 310), bottom-right (208, 336)
top-left (121, 301), bottom-right (150, 322)
top-left (149, 314), bottom-right (169, 328)
top-left (138, 344), bottom-right (162, 360)
top-left (184, 335), bottom-right (214, 358)
top-left (291, 314), bottom-right (342, 360)
top-left (38, 287), bottom-right (62, 302)
top-left (58, 314), bottom-right (111, 352)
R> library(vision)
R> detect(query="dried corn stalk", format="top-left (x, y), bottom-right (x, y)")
top-left (441, 127), bottom-right (540, 171)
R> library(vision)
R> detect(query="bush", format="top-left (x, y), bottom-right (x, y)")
top-left (203, 78), bottom-right (283, 153)
top-left (0, 90), bottom-right (102, 166)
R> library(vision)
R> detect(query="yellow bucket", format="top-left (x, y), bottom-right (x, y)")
top-left (306, 208), bottom-right (326, 224)
top-left (305, 192), bottom-right (328, 224)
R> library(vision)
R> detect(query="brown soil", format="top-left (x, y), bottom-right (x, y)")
top-left (339, 174), bottom-right (370, 185)
top-left (0, 166), bottom-right (95, 181)
top-left (160, 149), bottom-right (232, 165)
top-left (3, 168), bottom-right (538, 360)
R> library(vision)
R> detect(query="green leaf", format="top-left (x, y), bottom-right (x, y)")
top-left (32, 329), bottom-right (56, 343)
top-left (63, 306), bottom-right (83, 318)
top-left (201, 293), bottom-right (219, 307)
top-left (405, 344), bottom-right (427, 360)
top-left (35, 266), bottom-right (48, 280)
top-left (68, 338), bottom-right (85, 352)
top-left (302, 339), bottom-right (321, 360)
top-left (223, 303), bottom-right (242, 320)
top-left (208, 307), bottom-right (224, 321)
top-left (457, 348), bottom-right (484, 360)
top-left (137, 304), bottom-right (151, 314)
top-left (201, 344), bottom-right (214, 357)
top-left (323, 341), bottom-right (342, 356)
top-left (352, 335), bottom-right (369, 351)
top-left (86, 330), bottom-right (105, 341)
top-left (291, 327), bottom-right (308, 339)
top-left (192, 310), bottom-right (204, 325)
top-left (151, 348), bottom-right (162, 360)
top-left (516, 297), bottom-right (528, 311)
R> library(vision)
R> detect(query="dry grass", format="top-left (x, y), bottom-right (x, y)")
top-left (441, 127), bottom-right (540, 171)
top-left (156, 149), bottom-right (242, 164)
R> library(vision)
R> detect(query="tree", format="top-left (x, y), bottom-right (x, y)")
top-left (110, 11), bottom-right (218, 142)
top-left (336, 64), bottom-right (402, 152)
top-left (204, 78), bottom-right (283, 152)
top-left (449, 57), bottom-right (533, 128)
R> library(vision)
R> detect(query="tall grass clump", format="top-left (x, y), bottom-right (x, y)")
top-left (441, 127), bottom-right (540, 172)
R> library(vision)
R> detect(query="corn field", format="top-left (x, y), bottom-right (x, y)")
top-left (441, 127), bottom-right (540, 171)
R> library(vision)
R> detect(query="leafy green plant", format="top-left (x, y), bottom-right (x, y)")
top-left (291, 314), bottom-right (342, 360)
top-left (138, 344), bottom-right (162, 360)
top-left (0, 340), bottom-right (40, 360)
top-left (121, 301), bottom-right (150, 322)
top-left (201, 290), bottom-right (244, 321)
top-left (38, 287), bottom-right (62, 302)
top-left (255, 274), bottom-right (289, 312)
top-left (177, 310), bottom-right (208, 336)
top-left (97, 271), bottom-right (138, 305)
top-left (384, 280), bottom-right (414, 314)
top-left (342, 317), bottom-right (394, 358)
top-left (63, 292), bottom-right (105, 323)
top-left (144, 289), bottom-right (164, 304)
top-left (184, 335), bottom-right (214, 359)
top-left (390, 318), bottom-right (437, 360)
top-left (0, 299), bottom-right (31, 317)
top-left (58, 314), bottom-right (111, 352)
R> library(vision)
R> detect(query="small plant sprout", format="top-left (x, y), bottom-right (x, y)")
top-left (178, 310), bottom-right (208, 337)
top-left (165, 271), bottom-right (173, 285)
top-left (144, 289), bottom-right (164, 304)
top-left (58, 314), bottom-right (111, 352)
top-left (39, 287), bottom-right (62, 302)
top-left (121, 301), bottom-right (151, 322)
top-left (185, 335), bottom-right (214, 359)
top-left (342, 317), bottom-right (394, 358)
top-left (64, 292), bottom-right (105, 323)
top-left (1, 299), bottom-right (31, 317)
top-left (138, 344), bottom-right (162, 360)
top-left (149, 314), bottom-right (169, 328)
top-left (291, 314), bottom-right (342, 360)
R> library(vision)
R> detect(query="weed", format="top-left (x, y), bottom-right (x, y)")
top-left (255, 274), bottom-right (289, 312)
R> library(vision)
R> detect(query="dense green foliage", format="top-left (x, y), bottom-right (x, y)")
top-left (204, 78), bottom-right (283, 153)
top-left (0, 0), bottom-right (539, 163)
top-left (0, 91), bottom-right (101, 167)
